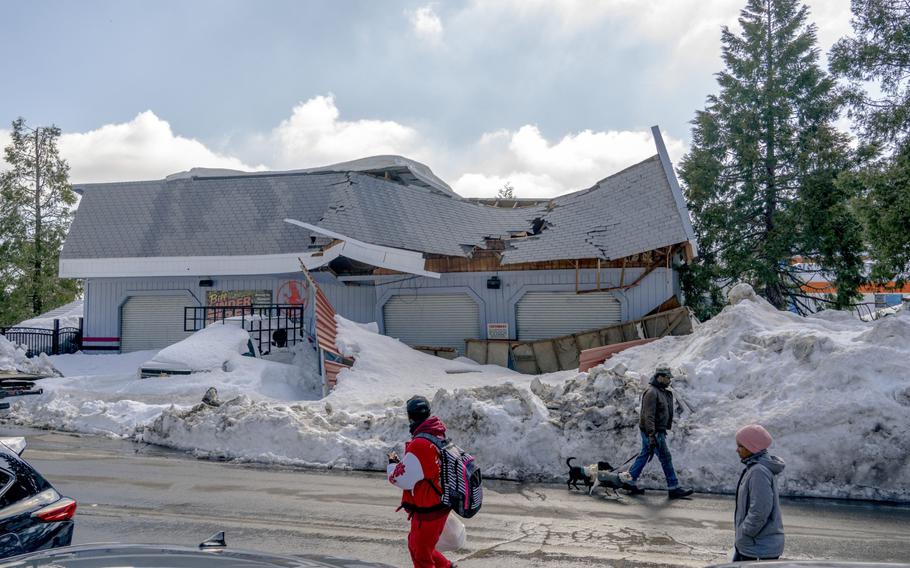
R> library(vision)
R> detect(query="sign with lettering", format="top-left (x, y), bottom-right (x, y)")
top-left (487, 323), bottom-right (509, 340)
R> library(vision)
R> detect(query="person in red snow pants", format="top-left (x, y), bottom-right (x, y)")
top-left (387, 395), bottom-right (454, 568)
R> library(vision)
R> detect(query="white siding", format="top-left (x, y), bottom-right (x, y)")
top-left (83, 273), bottom-right (376, 350)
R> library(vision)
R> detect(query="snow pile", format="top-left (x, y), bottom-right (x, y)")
top-left (148, 323), bottom-right (252, 371)
top-left (14, 299), bottom-right (83, 330)
top-left (0, 335), bottom-right (59, 376)
top-left (5, 287), bottom-right (910, 501)
top-left (4, 329), bottom-right (323, 436)
top-left (135, 319), bottom-right (564, 467)
top-left (607, 286), bottom-right (910, 501)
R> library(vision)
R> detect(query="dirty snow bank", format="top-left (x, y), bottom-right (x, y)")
top-left (0, 335), bottom-right (59, 376)
top-left (6, 289), bottom-right (910, 501)
top-left (140, 293), bottom-right (910, 501)
top-left (137, 318), bottom-right (568, 467)
top-left (602, 287), bottom-right (910, 501)
top-left (5, 330), bottom-right (322, 436)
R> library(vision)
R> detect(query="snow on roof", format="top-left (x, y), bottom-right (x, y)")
top-left (14, 299), bottom-right (84, 330)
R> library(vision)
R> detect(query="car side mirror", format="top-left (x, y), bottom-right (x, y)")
top-left (0, 437), bottom-right (26, 456)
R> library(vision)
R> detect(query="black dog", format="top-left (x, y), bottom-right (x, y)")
top-left (566, 457), bottom-right (594, 493)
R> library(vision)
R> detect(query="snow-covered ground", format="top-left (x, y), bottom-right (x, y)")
top-left (5, 286), bottom-right (909, 502)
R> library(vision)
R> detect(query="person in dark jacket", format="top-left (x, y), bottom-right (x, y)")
top-left (619, 363), bottom-right (693, 499)
top-left (387, 396), bottom-right (454, 568)
top-left (733, 424), bottom-right (785, 561)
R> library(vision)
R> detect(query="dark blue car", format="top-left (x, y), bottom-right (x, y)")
top-left (0, 438), bottom-right (75, 558)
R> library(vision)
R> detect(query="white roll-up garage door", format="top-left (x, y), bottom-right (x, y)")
top-left (383, 293), bottom-right (480, 354)
top-left (516, 291), bottom-right (621, 340)
top-left (120, 294), bottom-right (195, 352)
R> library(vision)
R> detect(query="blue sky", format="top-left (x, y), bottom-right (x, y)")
top-left (0, 0), bottom-right (853, 196)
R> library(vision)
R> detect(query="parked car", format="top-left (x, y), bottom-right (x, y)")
top-left (0, 532), bottom-right (395, 567)
top-left (709, 562), bottom-right (910, 567)
top-left (0, 438), bottom-right (75, 559)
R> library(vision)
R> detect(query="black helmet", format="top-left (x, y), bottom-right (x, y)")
top-left (406, 395), bottom-right (431, 428)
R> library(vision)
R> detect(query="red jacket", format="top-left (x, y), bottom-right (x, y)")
top-left (387, 416), bottom-right (446, 514)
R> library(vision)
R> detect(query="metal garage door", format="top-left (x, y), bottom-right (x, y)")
top-left (383, 293), bottom-right (480, 354)
top-left (516, 291), bottom-right (621, 340)
top-left (120, 295), bottom-right (194, 352)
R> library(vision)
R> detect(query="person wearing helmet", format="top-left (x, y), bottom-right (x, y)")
top-left (387, 395), bottom-right (454, 568)
top-left (620, 363), bottom-right (694, 499)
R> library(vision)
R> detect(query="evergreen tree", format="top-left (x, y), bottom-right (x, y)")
top-left (679, 0), bottom-right (864, 317)
top-left (830, 0), bottom-right (910, 150)
top-left (854, 144), bottom-right (910, 283)
top-left (830, 0), bottom-right (910, 283)
top-left (497, 181), bottom-right (515, 199)
top-left (0, 118), bottom-right (79, 325)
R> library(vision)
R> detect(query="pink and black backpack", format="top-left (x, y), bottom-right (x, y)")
top-left (415, 434), bottom-right (483, 518)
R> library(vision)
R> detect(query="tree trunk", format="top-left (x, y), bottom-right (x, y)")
top-left (32, 128), bottom-right (43, 316)
top-left (762, 0), bottom-right (783, 309)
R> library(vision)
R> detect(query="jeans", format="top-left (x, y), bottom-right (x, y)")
top-left (628, 430), bottom-right (679, 489)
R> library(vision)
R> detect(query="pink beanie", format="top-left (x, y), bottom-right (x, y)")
top-left (736, 424), bottom-right (773, 454)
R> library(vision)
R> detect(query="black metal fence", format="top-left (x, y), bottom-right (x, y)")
top-left (0, 319), bottom-right (83, 357)
top-left (184, 305), bottom-right (309, 355)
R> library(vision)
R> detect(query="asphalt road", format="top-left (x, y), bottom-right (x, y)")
top-left (6, 428), bottom-right (910, 567)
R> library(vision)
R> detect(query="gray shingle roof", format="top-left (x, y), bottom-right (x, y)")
top-left (64, 154), bottom-right (696, 265)
top-left (63, 173), bottom-right (345, 259)
top-left (501, 156), bottom-right (689, 264)
top-left (316, 175), bottom-right (540, 257)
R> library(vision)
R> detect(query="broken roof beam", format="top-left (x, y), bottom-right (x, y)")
top-left (284, 218), bottom-right (441, 279)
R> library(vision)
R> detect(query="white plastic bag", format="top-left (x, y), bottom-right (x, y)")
top-left (436, 515), bottom-right (467, 552)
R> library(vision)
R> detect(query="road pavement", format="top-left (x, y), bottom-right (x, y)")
top-left (9, 428), bottom-right (910, 567)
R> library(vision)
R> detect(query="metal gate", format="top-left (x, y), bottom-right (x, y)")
top-left (383, 293), bottom-right (480, 354)
top-left (120, 295), bottom-right (194, 352)
top-left (516, 291), bottom-right (621, 340)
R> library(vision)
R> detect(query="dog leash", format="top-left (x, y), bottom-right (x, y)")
top-left (617, 445), bottom-right (656, 472)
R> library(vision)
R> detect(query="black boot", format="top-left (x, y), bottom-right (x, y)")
top-left (668, 486), bottom-right (693, 499)
top-left (623, 483), bottom-right (645, 495)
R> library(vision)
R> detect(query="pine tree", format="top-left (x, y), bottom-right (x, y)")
top-left (679, 0), bottom-right (864, 317)
top-left (497, 181), bottom-right (515, 199)
top-left (830, 0), bottom-right (910, 283)
top-left (0, 118), bottom-right (79, 325)
top-left (830, 0), bottom-right (910, 150)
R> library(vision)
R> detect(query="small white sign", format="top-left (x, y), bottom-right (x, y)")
top-left (487, 323), bottom-right (509, 340)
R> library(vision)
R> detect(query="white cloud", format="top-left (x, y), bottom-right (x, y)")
top-left (452, 125), bottom-right (686, 198)
top-left (408, 5), bottom-right (444, 45)
top-left (270, 95), bottom-right (428, 169)
top-left (3, 99), bottom-right (687, 201)
top-left (57, 111), bottom-right (263, 183)
top-left (454, 0), bottom-right (850, 86)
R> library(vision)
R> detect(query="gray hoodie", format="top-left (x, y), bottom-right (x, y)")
top-left (734, 450), bottom-right (785, 559)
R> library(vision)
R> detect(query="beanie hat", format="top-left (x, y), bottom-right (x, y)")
top-left (655, 363), bottom-right (673, 377)
top-left (406, 396), bottom-right (431, 425)
top-left (736, 424), bottom-right (773, 454)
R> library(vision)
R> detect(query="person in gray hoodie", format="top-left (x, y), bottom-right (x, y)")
top-left (733, 424), bottom-right (785, 561)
